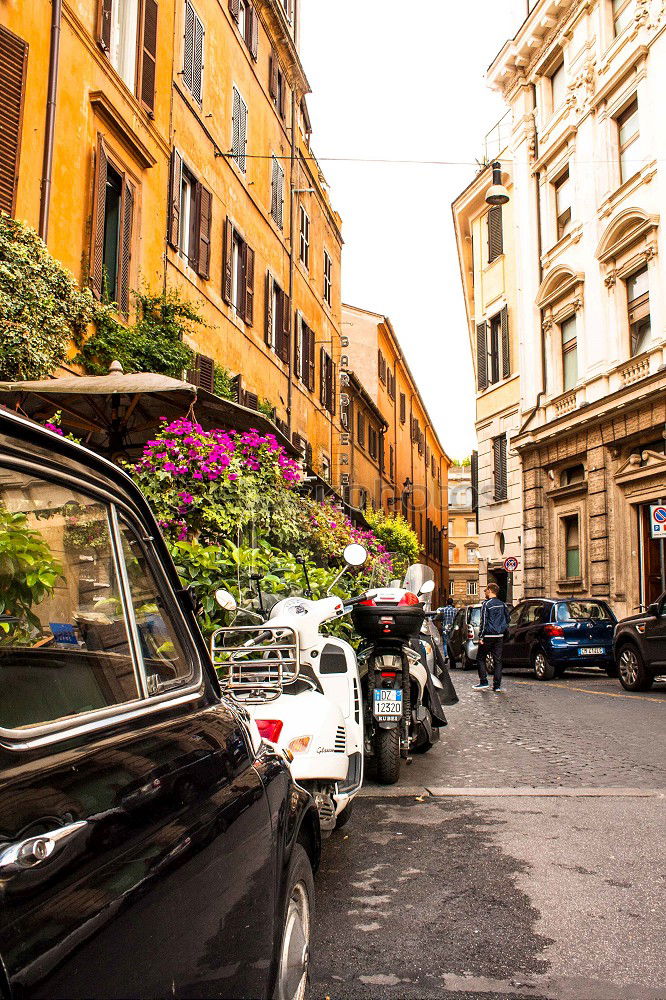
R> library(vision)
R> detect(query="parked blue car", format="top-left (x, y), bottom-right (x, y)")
top-left (502, 599), bottom-right (617, 680)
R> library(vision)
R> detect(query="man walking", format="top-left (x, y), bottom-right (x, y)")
top-left (439, 598), bottom-right (456, 638)
top-left (473, 583), bottom-right (510, 693)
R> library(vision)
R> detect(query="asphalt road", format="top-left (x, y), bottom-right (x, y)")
top-left (311, 667), bottom-right (666, 1000)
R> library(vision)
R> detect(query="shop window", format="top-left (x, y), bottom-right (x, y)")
top-left (617, 97), bottom-right (640, 185)
top-left (554, 166), bottom-right (572, 240)
top-left (563, 515), bottom-right (581, 578)
top-left (561, 315), bottom-right (578, 392)
top-left (626, 265), bottom-right (651, 356)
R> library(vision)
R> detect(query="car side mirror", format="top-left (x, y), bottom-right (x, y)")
top-left (647, 602), bottom-right (660, 617)
top-left (215, 589), bottom-right (238, 613)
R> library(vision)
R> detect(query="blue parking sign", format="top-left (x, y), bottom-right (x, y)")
top-left (650, 505), bottom-right (666, 538)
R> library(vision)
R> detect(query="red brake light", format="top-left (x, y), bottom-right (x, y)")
top-left (399, 592), bottom-right (419, 607)
top-left (381, 671), bottom-right (397, 678)
top-left (544, 624), bottom-right (564, 638)
top-left (256, 719), bottom-right (284, 742)
top-left (359, 598), bottom-right (376, 607)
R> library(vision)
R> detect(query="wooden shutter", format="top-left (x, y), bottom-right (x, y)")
top-left (265, 271), bottom-right (273, 345)
top-left (320, 347), bottom-right (327, 405)
top-left (188, 353), bottom-right (215, 392)
top-left (243, 244), bottom-right (255, 325)
top-left (269, 50), bottom-right (278, 101)
top-left (183, 0), bottom-right (195, 93)
top-left (278, 73), bottom-right (286, 119)
top-left (249, 6), bottom-right (259, 59)
top-left (192, 13), bottom-right (204, 103)
top-left (471, 450), bottom-right (479, 513)
top-left (488, 205), bottom-right (503, 263)
top-left (279, 290), bottom-right (290, 362)
top-left (294, 311), bottom-right (302, 379)
top-left (476, 322), bottom-right (488, 391)
top-left (493, 436), bottom-right (507, 501)
top-left (97, 0), bottom-right (113, 50)
top-left (91, 134), bottom-right (108, 299)
top-left (307, 326), bottom-right (315, 391)
top-left (196, 184), bottom-right (212, 279)
top-left (400, 393), bottom-right (406, 423)
top-left (271, 157), bottom-right (283, 227)
top-left (329, 360), bottom-right (337, 415)
top-left (140, 0), bottom-right (158, 113)
top-left (118, 180), bottom-right (134, 314)
top-left (0, 26), bottom-right (28, 217)
top-left (168, 149), bottom-right (182, 249)
top-left (222, 217), bottom-right (233, 302)
top-left (229, 0), bottom-right (240, 20)
top-left (500, 305), bottom-right (510, 380)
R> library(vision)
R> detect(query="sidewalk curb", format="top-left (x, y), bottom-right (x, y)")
top-left (357, 785), bottom-right (665, 799)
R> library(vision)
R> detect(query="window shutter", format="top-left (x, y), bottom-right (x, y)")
top-left (476, 322), bottom-right (488, 391)
top-left (307, 326), bottom-right (315, 391)
top-left (243, 244), bottom-right (255, 325)
top-left (188, 353), bottom-right (215, 392)
top-left (249, 7), bottom-right (259, 59)
top-left (330, 360), bottom-right (337, 415)
top-left (168, 149), bottom-right (182, 249)
top-left (320, 347), bottom-right (327, 405)
top-left (500, 305), bottom-right (510, 380)
top-left (279, 291), bottom-right (290, 362)
top-left (196, 184), bottom-right (212, 279)
top-left (222, 217), bottom-right (233, 302)
top-left (228, 0), bottom-right (240, 20)
top-left (91, 134), bottom-right (108, 299)
top-left (269, 50), bottom-right (278, 100)
top-left (271, 156), bottom-right (284, 227)
top-left (183, 1), bottom-right (195, 93)
top-left (97, 0), bottom-right (113, 50)
top-left (279, 75), bottom-right (286, 119)
top-left (488, 205), bottom-right (503, 263)
top-left (192, 13), bottom-right (204, 103)
top-left (265, 271), bottom-right (273, 346)
top-left (232, 88), bottom-right (247, 171)
top-left (294, 311), bottom-right (302, 379)
top-left (140, 0), bottom-right (158, 113)
top-left (0, 26), bottom-right (28, 218)
top-left (493, 436), bottom-right (507, 501)
top-left (471, 450), bottom-right (479, 513)
top-left (400, 393), bottom-right (406, 423)
top-left (118, 180), bottom-right (134, 315)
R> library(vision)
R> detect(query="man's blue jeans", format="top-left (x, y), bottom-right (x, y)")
top-left (478, 637), bottom-right (504, 690)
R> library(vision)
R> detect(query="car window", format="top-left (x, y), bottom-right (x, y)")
top-left (0, 468), bottom-right (140, 729)
top-left (468, 607), bottom-right (481, 627)
top-left (118, 519), bottom-right (192, 692)
top-left (556, 601), bottom-right (613, 623)
top-left (509, 604), bottom-right (522, 626)
top-left (520, 602), bottom-right (548, 626)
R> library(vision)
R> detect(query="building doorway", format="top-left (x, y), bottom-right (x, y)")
top-left (488, 567), bottom-right (512, 604)
top-left (639, 503), bottom-right (666, 608)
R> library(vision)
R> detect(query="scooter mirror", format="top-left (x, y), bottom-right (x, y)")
top-left (215, 589), bottom-right (238, 612)
top-left (343, 543), bottom-right (368, 567)
top-left (419, 580), bottom-right (436, 596)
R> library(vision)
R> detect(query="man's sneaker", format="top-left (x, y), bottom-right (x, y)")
top-left (493, 687), bottom-right (504, 694)
top-left (472, 683), bottom-right (489, 691)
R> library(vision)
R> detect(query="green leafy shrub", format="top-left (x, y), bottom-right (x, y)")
top-left (364, 507), bottom-right (421, 579)
top-left (0, 215), bottom-right (96, 381)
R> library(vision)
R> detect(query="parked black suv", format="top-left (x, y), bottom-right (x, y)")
top-left (614, 595), bottom-right (666, 690)
top-left (0, 408), bottom-right (320, 999)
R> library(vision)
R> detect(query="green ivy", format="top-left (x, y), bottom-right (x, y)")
top-left (75, 288), bottom-right (202, 379)
top-left (0, 215), bottom-right (97, 381)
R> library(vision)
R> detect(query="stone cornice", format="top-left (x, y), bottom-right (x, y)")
top-left (254, 0), bottom-right (310, 95)
top-left (487, 0), bottom-right (578, 95)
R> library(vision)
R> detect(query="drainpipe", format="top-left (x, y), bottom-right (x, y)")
top-left (286, 92), bottom-right (298, 434)
top-left (39, 0), bottom-right (62, 242)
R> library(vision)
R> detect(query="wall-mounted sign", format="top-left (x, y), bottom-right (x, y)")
top-left (650, 505), bottom-right (666, 539)
top-left (504, 556), bottom-right (519, 573)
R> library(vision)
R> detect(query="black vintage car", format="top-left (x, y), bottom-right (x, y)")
top-left (0, 408), bottom-right (320, 1000)
top-left (614, 595), bottom-right (666, 691)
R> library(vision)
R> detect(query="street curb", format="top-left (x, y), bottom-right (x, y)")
top-left (357, 785), bottom-right (665, 799)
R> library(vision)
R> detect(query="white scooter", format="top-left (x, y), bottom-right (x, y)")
top-left (211, 544), bottom-right (368, 835)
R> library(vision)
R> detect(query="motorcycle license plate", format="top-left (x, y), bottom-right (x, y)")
top-left (373, 689), bottom-right (403, 720)
top-left (579, 647), bottom-right (605, 656)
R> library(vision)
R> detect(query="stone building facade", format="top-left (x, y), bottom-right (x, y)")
top-left (487, 0), bottom-right (666, 617)
top-left (447, 466), bottom-right (480, 606)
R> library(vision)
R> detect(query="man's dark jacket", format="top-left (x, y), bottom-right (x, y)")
top-left (479, 597), bottom-right (510, 639)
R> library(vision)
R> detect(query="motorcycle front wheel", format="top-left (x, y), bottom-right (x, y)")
top-left (374, 728), bottom-right (401, 785)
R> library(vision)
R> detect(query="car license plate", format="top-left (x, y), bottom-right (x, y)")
top-left (579, 647), bottom-right (604, 656)
top-left (373, 689), bottom-right (403, 719)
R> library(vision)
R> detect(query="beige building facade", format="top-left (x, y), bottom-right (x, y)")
top-left (487, 0), bottom-right (666, 616)
top-left (447, 466), bottom-right (480, 606)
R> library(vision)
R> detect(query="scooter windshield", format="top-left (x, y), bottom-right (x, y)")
top-left (402, 563), bottom-right (435, 595)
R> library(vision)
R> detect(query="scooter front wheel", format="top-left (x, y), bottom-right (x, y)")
top-left (374, 728), bottom-right (401, 785)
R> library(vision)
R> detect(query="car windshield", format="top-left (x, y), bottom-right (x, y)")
top-left (556, 601), bottom-right (614, 623)
top-left (468, 607), bottom-right (481, 626)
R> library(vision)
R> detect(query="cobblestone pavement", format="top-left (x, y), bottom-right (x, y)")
top-left (312, 668), bottom-right (666, 1000)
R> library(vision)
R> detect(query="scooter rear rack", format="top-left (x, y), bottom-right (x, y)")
top-left (211, 625), bottom-right (300, 704)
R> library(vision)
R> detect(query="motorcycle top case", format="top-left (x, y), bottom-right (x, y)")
top-left (352, 603), bottom-right (425, 642)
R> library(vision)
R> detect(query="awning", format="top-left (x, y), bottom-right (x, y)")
top-left (0, 371), bottom-right (295, 459)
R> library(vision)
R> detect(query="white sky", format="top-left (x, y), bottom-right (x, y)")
top-left (300, 0), bottom-right (528, 461)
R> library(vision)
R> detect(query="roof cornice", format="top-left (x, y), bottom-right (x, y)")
top-left (487, 0), bottom-right (577, 94)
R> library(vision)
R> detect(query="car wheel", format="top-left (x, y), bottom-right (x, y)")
top-left (533, 650), bottom-right (556, 681)
top-left (275, 844), bottom-right (314, 1000)
top-left (617, 645), bottom-right (654, 692)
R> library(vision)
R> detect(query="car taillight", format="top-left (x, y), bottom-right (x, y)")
top-left (399, 592), bottom-right (419, 606)
top-left (544, 625), bottom-right (564, 638)
top-left (381, 671), bottom-right (397, 678)
top-left (256, 719), bottom-right (283, 742)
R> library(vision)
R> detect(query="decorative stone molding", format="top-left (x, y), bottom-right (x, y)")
top-left (555, 391), bottom-right (578, 416)
top-left (566, 58), bottom-right (596, 116)
top-left (604, 270), bottom-right (618, 288)
top-left (536, 265), bottom-right (586, 310)
top-left (620, 357), bottom-right (650, 386)
top-left (596, 207), bottom-right (660, 263)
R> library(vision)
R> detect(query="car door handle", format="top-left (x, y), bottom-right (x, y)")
top-left (0, 821), bottom-right (88, 872)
